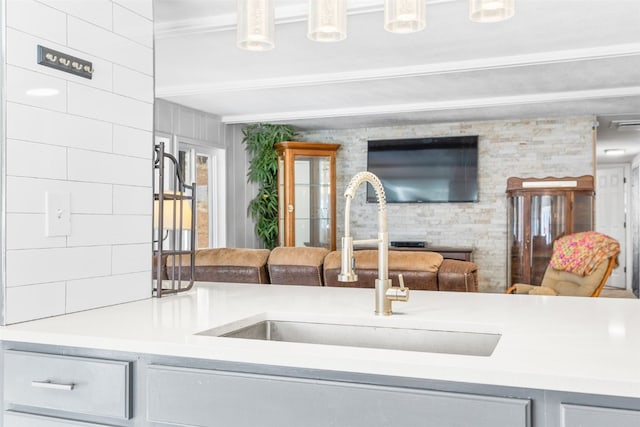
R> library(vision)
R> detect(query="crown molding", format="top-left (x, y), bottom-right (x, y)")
top-left (219, 86), bottom-right (640, 124)
top-left (156, 43), bottom-right (640, 98)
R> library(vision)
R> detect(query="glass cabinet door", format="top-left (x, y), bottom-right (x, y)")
top-left (506, 176), bottom-right (594, 288)
top-left (529, 194), bottom-right (567, 285)
top-left (293, 155), bottom-right (332, 248)
top-left (276, 142), bottom-right (340, 250)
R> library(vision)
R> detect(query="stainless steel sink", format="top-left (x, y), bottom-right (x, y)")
top-left (198, 319), bottom-right (501, 357)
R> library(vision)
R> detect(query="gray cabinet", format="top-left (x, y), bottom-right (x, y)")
top-left (147, 364), bottom-right (530, 427)
top-left (562, 404), bottom-right (640, 427)
top-left (4, 411), bottom-right (112, 426)
top-left (3, 344), bottom-right (640, 427)
top-left (3, 349), bottom-right (131, 426)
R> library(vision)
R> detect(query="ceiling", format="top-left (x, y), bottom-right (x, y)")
top-left (153, 0), bottom-right (640, 163)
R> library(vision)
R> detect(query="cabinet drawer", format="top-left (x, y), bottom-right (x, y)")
top-left (562, 403), bottom-right (640, 427)
top-left (147, 365), bottom-right (530, 427)
top-left (3, 350), bottom-right (131, 420)
top-left (4, 411), bottom-right (111, 426)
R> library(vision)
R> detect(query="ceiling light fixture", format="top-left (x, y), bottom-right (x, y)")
top-left (469, 0), bottom-right (515, 23)
top-left (308, 0), bottom-right (347, 42)
top-left (604, 149), bottom-right (626, 156)
top-left (384, 0), bottom-right (426, 33)
top-left (237, 0), bottom-right (514, 50)
top-left (237, 0), bottom-right (275, 51)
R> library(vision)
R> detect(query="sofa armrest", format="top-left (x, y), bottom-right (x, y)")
top-left (438, 259), bottom-right (478, 292)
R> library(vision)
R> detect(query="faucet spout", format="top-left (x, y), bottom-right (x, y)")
top-left (338, 172), bottom-right (408, 315)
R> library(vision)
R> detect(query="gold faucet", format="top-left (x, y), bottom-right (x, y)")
top-left (338, 172), bottom-right (409, 315)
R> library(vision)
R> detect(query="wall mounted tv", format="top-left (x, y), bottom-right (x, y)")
top-left (366, 136), bottom-right (479, 203)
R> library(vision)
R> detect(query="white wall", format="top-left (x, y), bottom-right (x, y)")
top-left (300, 116), bottom-right (595, 293)
top-left (2, 0), bottom-right (154, 324)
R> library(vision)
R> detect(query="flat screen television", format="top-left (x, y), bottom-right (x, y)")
top-left (366, 136), bottom-right (479, 203)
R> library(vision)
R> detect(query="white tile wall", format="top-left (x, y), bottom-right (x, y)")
top-left (37, 0), bottom-right (114, 30)
top-left (66, 272), bottom-right (149, 313)
top-left (112, 243), bottom-right (151, 274)
top-left (114, 185), bottom-right (152, 214)
top-left (67, 214), bottom-right (150, 246)
top-left (6, 139), bottom-right (67, 179)
top-left (6, 65), bottom-right (67, 112)
top-left (113, 0), bottom-right (153, 20)
top-left (113, 64), bottom-right (154, 103)
top-left (113, 4), bottom-right (153, 47)
top-left (2, 0), bottom-right (154, 325)
top-left (6, 246), bottom-right (112, 287)
top-left (6, 28), bottom-right (114, 92)
top-left (67, 16), bottom-right (152, 75)
top-left (113, 125), bottom-right (152, 159)
top-left (6, 177), bottom-right (113, 214)
top-left (67, 149), bottom-right (150, 186)
top-left (7, 103), bottom-right (113, 152)
top-left (5, 282), bottom-right (66, 324)
top-left (6, 213), bottom-right (67, 250)
top-left (7, 0), bottom-right (67, 45)
top-left (67, 82), bottom-right (153, 130)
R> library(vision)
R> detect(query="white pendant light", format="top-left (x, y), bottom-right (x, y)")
top-left (308, 0), bottom-right (347, 42)
top-left (469, 0), bottom-right (515, 23)
top-left (384, 0), bottom-right (426, 34)
top-left (237, 0), bottom-right (275, 51)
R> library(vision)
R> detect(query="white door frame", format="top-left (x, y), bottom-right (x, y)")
top-left (596, 163), bottom-right (632, 291)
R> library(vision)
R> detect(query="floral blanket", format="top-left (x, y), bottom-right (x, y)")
top-left (548, 231), bottom-right (619, 276)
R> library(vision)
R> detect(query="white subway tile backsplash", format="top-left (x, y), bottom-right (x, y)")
top-left (6, 213), bottom-right (67, 250)
top-left (114, 185), bottom-right (152, 215)
top-left (6, 246), bottom-right (111, 287)
top-left (5, 282), bottom-right (66, 324)
top-left (113, 4), bottom-right (153, 47)
top-left (68, 214), bottom-right (151, 246)
top-left (112, 243), bottom-right (151, 274)
top-left (7, 0), bottom-right (67, 45)
top-left (113, 0), bottom-right (153, 20)
top-left (113, 125), bottom-right (152, 159)
top-left (3, 0), bottom-right (154, 324)
top-left (68, 148), bottom-right (151, 186)
top-left (66, 271), bottom-right (150, 313)
top-left (7, 102), bottom-right (113, 153)
top-left (6, 139), bottom-right (67, 179)
top-left (6, 65), bottom-right (67, 112)
top-left (6, 177), bottom-right (113, 214)
top-left (37, 0), bottom-right (113, 30)
top-left (6, 28), bottom-right (114, 93)
top-left (67, 82), bottom-right (153, 131)
top-left (113, 64), bottom-right (154, 103)
top-left (68, 16), bottom-right (153, 75)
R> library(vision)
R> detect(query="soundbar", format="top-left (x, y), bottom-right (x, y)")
top-left (390, 241), bottom-right (426, 248)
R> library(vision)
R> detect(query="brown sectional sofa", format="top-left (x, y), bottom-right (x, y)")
top-left (159, 247), bottom-right (478, 292)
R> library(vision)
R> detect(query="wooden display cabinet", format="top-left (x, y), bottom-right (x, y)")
top-left (506, 175), bottom-right (594, 287)
top-left (276, 142), bottom-right (341, 251)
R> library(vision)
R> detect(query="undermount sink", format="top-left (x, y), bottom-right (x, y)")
top-left (197, 317), bottom-right (501, 357)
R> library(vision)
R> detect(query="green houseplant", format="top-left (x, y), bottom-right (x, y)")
top-left (242, 123), bottom-right (297, 249)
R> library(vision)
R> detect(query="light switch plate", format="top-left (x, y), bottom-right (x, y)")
top-left (46, 192), bottom-right (71, 236)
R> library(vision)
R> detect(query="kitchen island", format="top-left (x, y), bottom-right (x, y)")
top-left (1, 282), bottom-right (639, 426)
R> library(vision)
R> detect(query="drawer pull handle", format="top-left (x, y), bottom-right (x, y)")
top-left (31, 380), bottom-right (75, 391)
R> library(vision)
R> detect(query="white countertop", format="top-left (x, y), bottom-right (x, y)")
top-left (1, 282), bottom-right (639, 398)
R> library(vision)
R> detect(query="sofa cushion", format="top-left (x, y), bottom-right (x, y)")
top-left (268, 247), bottom-right (329, 286)
top-left (166, 248), bottom-right (270, 284)
top-left (323, 250), bottom-right (443, 291)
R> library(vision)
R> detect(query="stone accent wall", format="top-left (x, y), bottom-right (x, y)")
top-left (299, 116), bottom-right (595, 293)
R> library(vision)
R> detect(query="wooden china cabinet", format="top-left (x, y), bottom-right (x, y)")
top-left (506, 175), bottom-right (595, 287)
top-left (276, 142), bottom-right (341, 251)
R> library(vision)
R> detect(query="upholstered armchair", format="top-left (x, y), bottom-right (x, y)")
top-left (506, 231), bottom-right (619, 297)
